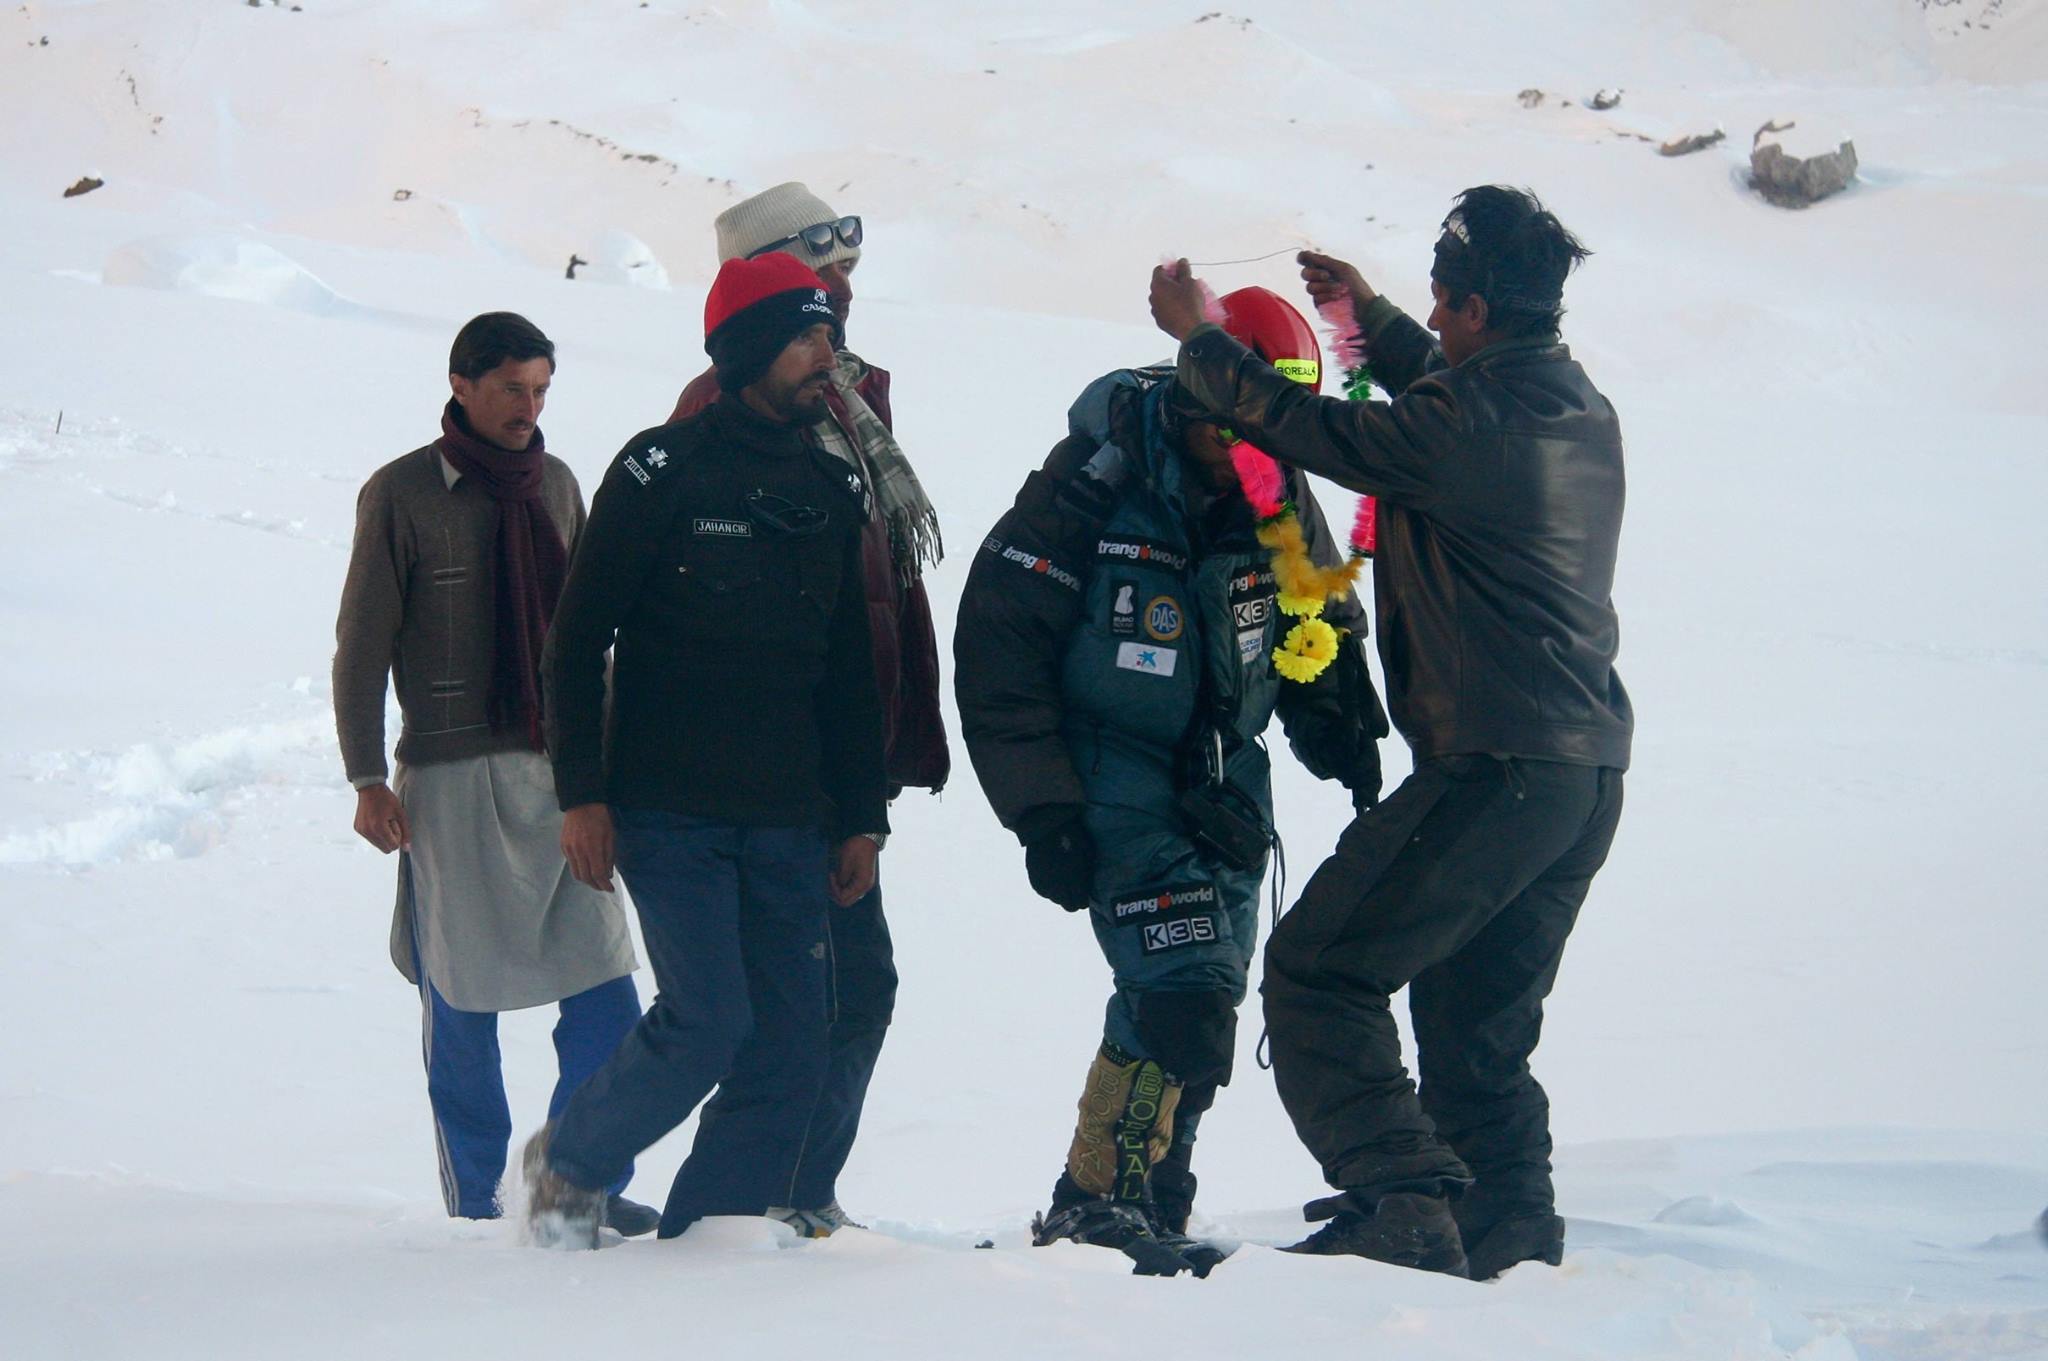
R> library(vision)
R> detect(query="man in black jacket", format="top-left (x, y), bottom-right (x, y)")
top-left (519, 253), bottom-right (890, 1248)
top-left (1149, 186), bottom-right (1631, 1279)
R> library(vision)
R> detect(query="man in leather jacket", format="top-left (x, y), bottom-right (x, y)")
top-left (1150, 186), bottom-right (1632, 1280)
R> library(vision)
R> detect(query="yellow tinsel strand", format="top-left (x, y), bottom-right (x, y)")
top-left (1258, 511), bottom-right (1365, 623)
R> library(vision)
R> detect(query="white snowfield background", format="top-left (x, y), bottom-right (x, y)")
top-left (2, 1), bottom-right (2044, 1357)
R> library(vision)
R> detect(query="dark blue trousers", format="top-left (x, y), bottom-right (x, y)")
top-left (691, 878), bottom-right (897, 1211)
top-left (417, 962), bottom-right (641, 1219)
top-left (544, 812), bottom-right (832, 1238)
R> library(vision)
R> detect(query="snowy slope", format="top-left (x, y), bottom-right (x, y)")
top-left (2, 2), bottom-right (2046, 1358)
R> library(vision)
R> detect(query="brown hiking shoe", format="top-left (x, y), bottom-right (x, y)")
top-left (519, 1125), bottom-right (604, 1250)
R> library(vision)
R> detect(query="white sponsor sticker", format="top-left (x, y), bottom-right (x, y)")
top-left (624, 457), bottom-right (651, 485)
top-left (1238, 629), bottom-right (1266, 664)
top-left (1141, 917), bottom-right (1218, 953)
top-left (1115, 642), bottom-right (1178, 677)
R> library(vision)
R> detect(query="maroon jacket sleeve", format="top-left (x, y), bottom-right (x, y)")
top-left (669, 366), bottom-right (721, 423)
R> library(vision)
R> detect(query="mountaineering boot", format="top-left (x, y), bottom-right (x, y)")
top-left (1282, 1191), bottom-right (1471, 1277)
top-left (1142, 1208), bottom-right (1234, 1276)
top-left (519, 1124), bottom-right (605, 1250)
top-left (604, 1194), bottom-right (661, 1238)
top-left (1150, 1144), bottom-right (1198, 1237)
top-left (1463, 1211), bottom-right (1565, 1280)
top-left (1033, 1173), bottom-right (1205, 1278)
top-left (1033, 1044), bottom-right (1216, 1275)
top-left (1064, 1042), bottom-right (1182, 1203)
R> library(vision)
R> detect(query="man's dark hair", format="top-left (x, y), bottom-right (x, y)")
top-left (1431, 185), bottom-right (1591, 338)
top-left (448, 311), bottom-right (556, 380)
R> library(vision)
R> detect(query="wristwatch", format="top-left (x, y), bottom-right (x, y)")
top-left (858, 831), bottom-right (889, 851)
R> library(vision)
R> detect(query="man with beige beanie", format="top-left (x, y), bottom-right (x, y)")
top-left (668, 182), bottom-right (948, 1235)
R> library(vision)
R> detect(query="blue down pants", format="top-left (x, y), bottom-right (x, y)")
top-left (543, 811), bottom-right (831, 1238)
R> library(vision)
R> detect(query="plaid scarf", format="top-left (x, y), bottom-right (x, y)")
top-left (815, 353), bottom-right (942, 586)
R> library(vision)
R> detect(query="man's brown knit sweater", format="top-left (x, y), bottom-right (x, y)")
top-left (333, 443), bottom-right (587, 787)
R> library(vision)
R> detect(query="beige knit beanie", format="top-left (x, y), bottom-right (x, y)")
top-left (713, 182), bottom-right (861, 271)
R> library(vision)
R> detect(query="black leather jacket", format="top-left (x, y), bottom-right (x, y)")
top-left (1176, 300), bottom-right (1632, 770)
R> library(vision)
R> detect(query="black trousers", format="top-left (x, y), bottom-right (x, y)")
top-left (1262, 755), bottom-right (1623, 1229)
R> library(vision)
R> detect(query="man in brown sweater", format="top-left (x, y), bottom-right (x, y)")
top-left (332, 312), bottom-right (652, 1234)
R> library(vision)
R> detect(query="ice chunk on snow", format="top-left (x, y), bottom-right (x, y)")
top-left (574, 229), bottom-right (671, 290)
top-left (101, 235), bottom-right (351, 314)
top-left (1654, 1196), bottom-right (1762, 1227)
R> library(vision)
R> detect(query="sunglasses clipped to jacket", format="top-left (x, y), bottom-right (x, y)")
top-left (746, 216), bottom-right (863, 260)
top-left (744, 489), bottom-right (830, 538)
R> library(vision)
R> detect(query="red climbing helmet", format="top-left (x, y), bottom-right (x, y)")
top-left (1218, 286), bottom-right (1322, 392)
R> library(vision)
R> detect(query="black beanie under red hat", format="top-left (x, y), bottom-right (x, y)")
top-left (703, 253), bottom-right (841, 395)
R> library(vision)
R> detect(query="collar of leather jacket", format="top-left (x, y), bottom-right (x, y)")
top-left (1462, 333), bottom-right (1569, 371)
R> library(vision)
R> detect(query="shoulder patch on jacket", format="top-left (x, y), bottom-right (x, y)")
top-left (979, 534), bottom-right (1081, 592)
top-left (618, 441), bottom-right (679, 488)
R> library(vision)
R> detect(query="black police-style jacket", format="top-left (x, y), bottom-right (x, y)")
top-left (954, 368), bottom-right (1387, 842)
top-left (542, 395), bottom-right (889, 840)
top-left (1175, 300), bottom-right (1632, 770)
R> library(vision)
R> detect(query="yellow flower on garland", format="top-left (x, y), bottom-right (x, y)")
top-left (1272, 616), bottom-right (1341, 683)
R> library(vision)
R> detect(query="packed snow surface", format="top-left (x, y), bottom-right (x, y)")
top-left (2, 2), bottom-right (2045, 1358)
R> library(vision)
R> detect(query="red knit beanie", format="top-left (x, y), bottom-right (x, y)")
top-left (703, 254), bottom-right (839, 393)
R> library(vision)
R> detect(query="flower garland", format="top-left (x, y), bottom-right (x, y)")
top-left (1231, 442), bottom-right (1360, 683)
top-left (1316, 295), bottom-right (1381, 561)
top-left (1178, 262), bottom-right (1378, 684)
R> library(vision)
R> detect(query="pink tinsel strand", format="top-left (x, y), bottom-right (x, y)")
top-left (1350, 492), bottom-right (1378, 556)
top-left (1230, 443), bottom-right (1287, 520)
top-left (1315, 297), bottom-right (1369, 371)
top-left (1159, 256), bottom-right (1229, 326)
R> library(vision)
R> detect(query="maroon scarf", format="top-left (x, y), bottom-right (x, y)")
top-left (437, 400), bottom-right (569, 751)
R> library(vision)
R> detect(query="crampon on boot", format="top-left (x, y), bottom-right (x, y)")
top-left (1032, 1172), bottom-right (1234, 1278)
top-left (1032, 1186), bottom-right (1204, 1277)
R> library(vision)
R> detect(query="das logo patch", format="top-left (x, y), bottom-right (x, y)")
top-left (1144, 595), bottom-right (1184, 642)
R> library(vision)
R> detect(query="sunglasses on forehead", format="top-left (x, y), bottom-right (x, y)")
top-left (746, 216), bottom-right (863, 260)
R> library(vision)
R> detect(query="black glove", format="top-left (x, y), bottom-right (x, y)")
top-left (1024, 815), bottom-right (1096, 912)
top-left (1348, 757), bottom-right (1383, 813)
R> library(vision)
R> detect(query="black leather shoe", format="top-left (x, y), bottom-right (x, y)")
top-left (1281, 1192), bottom-right (1470, 1277)
top-left (1464, 1211), bottom-right (1564, 1280)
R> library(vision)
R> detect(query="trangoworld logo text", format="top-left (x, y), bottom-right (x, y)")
top-left (1095, 538), bottom-right (1190, 573)
top-left (980, 535), bottom-right (1081, 592)
top-left (1111, 883), bottom-right (1217, 920)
